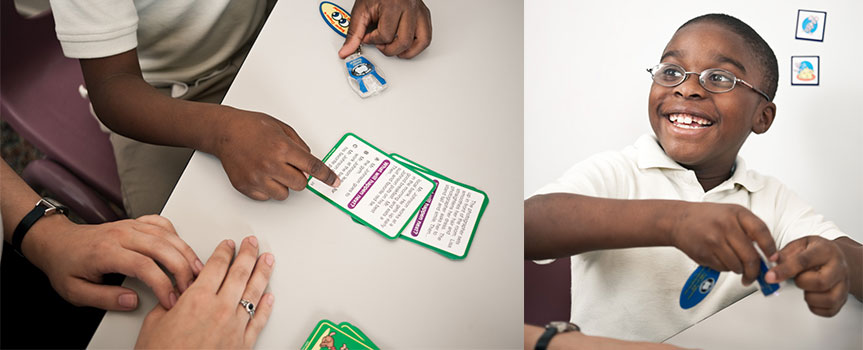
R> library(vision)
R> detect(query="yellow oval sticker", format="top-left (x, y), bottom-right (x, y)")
top-left (320, 2), bottom-right (351, 37)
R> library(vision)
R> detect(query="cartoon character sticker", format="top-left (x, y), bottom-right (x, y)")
top-left (320, 1), bottom-right (351, 37)
top-left (791, 56), bottom-right (819, 86)
top-left (795, 10), bottom-right (826, 42)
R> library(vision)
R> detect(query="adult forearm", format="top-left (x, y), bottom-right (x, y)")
top-left (1, 160), bottom-right (75, 267)
top-left (834, 237), bottom-right (863, 301)
top-left (86, 72), bottom-right (228, 154)
top-left (524, 194), bottom-right (679, 260)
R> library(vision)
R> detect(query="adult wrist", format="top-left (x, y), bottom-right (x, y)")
top-left (20, 214), bottom-right (75, 270)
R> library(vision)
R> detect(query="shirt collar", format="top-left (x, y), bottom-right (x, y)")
top-left (634, 134), bottom-right (766, 192)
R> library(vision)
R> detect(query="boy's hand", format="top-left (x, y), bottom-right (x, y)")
top-left (765, 236), bottom-right (849, 317)
top-left (669, 202), bottom-right (777, 286)
top-left (211, 109), bottom-right (339, 201)
top-left (338, 0), bottom-right (432, 59)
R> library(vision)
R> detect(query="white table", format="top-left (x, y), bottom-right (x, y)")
top-left (88, 0), bottom-right (524, 348)
top-left (666, 285), bottom-right (863, 349)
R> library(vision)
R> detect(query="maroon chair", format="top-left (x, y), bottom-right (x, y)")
top-left (524, 258), bottom-right (571, 326)
top-left (1, 1), bottom-right (125, 223)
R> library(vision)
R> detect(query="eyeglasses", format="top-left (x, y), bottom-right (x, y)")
top-left (646, 63), bottom-right (770, 101)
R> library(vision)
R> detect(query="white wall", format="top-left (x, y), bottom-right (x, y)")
top-left (525, 0), bottom-right (863, 242)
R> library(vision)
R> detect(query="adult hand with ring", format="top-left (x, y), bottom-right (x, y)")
top-left (136, 236), bottom-right (275, 349)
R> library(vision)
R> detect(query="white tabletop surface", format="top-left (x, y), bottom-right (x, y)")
top-left (88, 0), bottom-right (524, 348)
top-left (666, 285), bottom-right (863, 349)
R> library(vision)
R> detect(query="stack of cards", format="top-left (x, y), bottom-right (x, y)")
top-left (302, 320), bottom-right (378, 350)
top-left (307, 133), bottom-right (489, 259)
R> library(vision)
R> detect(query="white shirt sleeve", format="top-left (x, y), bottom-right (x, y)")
top-left (772, 182), bottom-right (848, 249)
top-left (48, 0), bottom-right (139, 59)
top-left (532, 151), bottom-right (632, 199)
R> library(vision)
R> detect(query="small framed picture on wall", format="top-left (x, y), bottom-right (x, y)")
top-left (795, 9), bottom-right (826, 42)
top-left (791, 56), bottom-right (819, 86)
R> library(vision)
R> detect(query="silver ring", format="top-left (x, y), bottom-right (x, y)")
top-left (239, 299), bottom-right (255, 318)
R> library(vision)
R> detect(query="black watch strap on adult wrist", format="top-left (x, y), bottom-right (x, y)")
top-left (12, 199), bottom-right (67, 257)
top-left (534, 327), bottom-right (558, 350)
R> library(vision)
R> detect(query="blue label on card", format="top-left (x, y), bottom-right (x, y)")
top-left (680, 265), bottom-right (720, 309)
top-left (756, 259), bottom-right (780, 296)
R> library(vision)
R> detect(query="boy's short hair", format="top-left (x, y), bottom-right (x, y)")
top-left (679, 14), bottom-right (778, 101)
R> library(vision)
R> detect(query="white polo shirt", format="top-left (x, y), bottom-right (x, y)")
top-left (533, 134), bottom-right (847, 342)
top-left (49, 0), bottom-right (268, 87)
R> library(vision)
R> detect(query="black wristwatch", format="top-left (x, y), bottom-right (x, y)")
top-left (535, 321), bottom-right (580, 350)
top-left (12, 198), bottom-right (68, 257)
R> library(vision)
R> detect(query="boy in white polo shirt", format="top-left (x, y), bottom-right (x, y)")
top-left (524, 13), bottom-right (862, 346)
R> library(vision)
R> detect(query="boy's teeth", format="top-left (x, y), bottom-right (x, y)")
top-left (668, 113), bottom-right (713, 126)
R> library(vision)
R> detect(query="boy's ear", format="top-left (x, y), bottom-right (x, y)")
top-left (752, 101), bottom-right (776, 134)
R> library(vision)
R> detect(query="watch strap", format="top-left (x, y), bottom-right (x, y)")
top-left (534, 326), bottom-right (557, 350)
top-left (12, 199), bottom-right (66, 257)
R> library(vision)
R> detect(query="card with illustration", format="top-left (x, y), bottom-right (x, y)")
top-left (390, 154), bottom-right (489, 259)
top-left (302, 320), bottom-right (375, 350)
top-left (795, 9), bottom-right (826, 42)
top-left (338, 322), bottom-right (378, 349)
top-left (791, 56), bottom-right (819, 86)
top-left (307, 133), bottom-right (436, 239)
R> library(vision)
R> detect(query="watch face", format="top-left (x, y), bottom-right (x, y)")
top-left (40, 198), bottom-right (68, 215)
top-left (548, 321), bottom-right (579, 333)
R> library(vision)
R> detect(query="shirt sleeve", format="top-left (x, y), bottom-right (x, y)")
top-left (772, 182), bottom-right (848, 249)
top-left (48, 0), bottom-right (138, 58)
top-left (532, 151), bottom-right (632, 199)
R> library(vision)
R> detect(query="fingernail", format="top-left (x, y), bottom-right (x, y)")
top-left (265, 253), bottom-right (275, 266)
top-left (226, 239), bottom-right (235, 249)
top-left (333, 177), bottom-right (341, 188)
top-left (194, 259), bottom-right (204, 273)
top-left (248, 236), bottom-right (258, 247)
top-left (765, 271), bottom-right (776, 283)
top-left (266, 294), bottom-right (275, 306)
top-left (169, 292), bottom-right (178, 307)
top-left (118, 293), bottom-right (138, 308)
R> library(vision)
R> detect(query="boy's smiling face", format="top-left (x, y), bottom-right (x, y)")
top-left (649, 22), bottom-right (776, 171)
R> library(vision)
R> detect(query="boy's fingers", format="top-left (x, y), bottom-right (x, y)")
top-left (737, 211), bottom-right (777, 258)
top-left (766, 239), bottom-right (830, 283)
top-left (794, 259), bottom-right (845, 292)
top-left (193, 240), bottom-right (237, 293)
top-left (286, 148), bottom-right (340, 188)
top-left (339, 9), bottom-right (371, 58)
top-left (65, 278), bottom-right (140, 311)
top-left (363, 7), bottom-right (401, 45)
top-left (274, 164), bottom-right (309, 192)
top-left (378, 12), bottom-right (416, 56)
top-left (398, 10), bottom-right (431, 59)
top-left (261, 179), bottom-right (290, 201)
top-left (803, 286), bottom-right (848, 311)
top-left (726, 230), bottom-right (760, 283)
top-left (714, 243), bottom-right (742, 274)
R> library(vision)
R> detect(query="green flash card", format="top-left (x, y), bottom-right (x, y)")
top-left (338, 322), bottom-right (378, 349)
top-left (390, 154), bottom-right (489, 259)
top-left (302, 319), bottom-right (376, 350)
top-left (307, 133), bottom-right (436, 239)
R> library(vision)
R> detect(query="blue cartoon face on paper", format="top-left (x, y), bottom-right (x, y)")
top-left (801, 15), bottom-right (819, 34)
